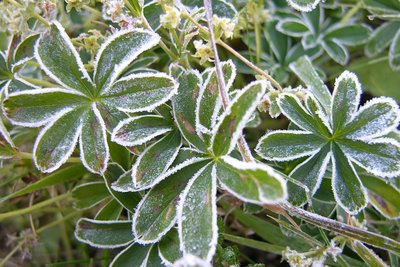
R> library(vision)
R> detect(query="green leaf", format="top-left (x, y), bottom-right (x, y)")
top-left (289, 56), bottom-right (331, 111)
top-left (110, 169), bottom-right (135, 193)
top-left (322, 40), bottom-right (349, 65)
top-left (13, 33), bottom-right (40, 64)
top-left (362, 0), bottom-right (400, 15)
top-left (158, 230), bottom-right (182, 266)
top-left (94, 29), bottom-right (160, 92)
top-left (256, 130), bottom-right (327, 161)
top-left (389, 30), bottom-right (400, 71)
top-left (286, 0), bottom-right (320, 12)
top-left (5, 76), bottom-right (38, 94)
top-left (360, 173), bottom-right (400, 219)
top-left (0, 112), bottom-right (14, 149)
top-left (0, 52), bottom-right (9, 81)
top-left (366, 21), bottom-right (400, 57)
top-left (339, 97), bottom-right (399, 140)
top-left (72, 182), bottom-right (110, 209)
top-left (350, 241), bottom-right (389, 267)
top-left (101, 73), bottom-right (177, 113)
top-left (197, 60), bottom-right (236, 135)
top-left (331, 144), bottom-right (368, 214)
top-left (3, 88), bottom-right (89, 127)
top-left (143, 2), bottom-right (163, 31)
top-left (287, 145), bottom-right (331, 206)
top-left (324, 25), bottom-right (371, 46)
top-left (133, 162), bottom-right (206, 243)
top-left (178, 164), bottom-right (217, 262)
top-left (0, 165), bottom-right (85, 203)
top-left (331, 71), bottom-right (361, 133)
top-left (75, 218), bottom-right (133, 248)
top-left (181, 0), bottom-right (237, 18)
top-left (80, 104), bottom-right (109, 174)
top-left (338, 139), bottom-right (400, 178)
top-left (97, 104), bottom-right (129, 132)
top-left (34, 107), bottom-right (85, 173)
top-left (172, 69), bottom-right (206, 151)
top-left (36, 22), bottom-right (94, 96)
top-left (111, 115), bottom-right (172, 147)
top-left (217, 156), bottom-right (287, 204)
top-left (132, 131), bottom-right (181, 190)
top-left (111, 243), bottom-right (162, 267)
top-left (276, 18), bottom-right (309, 37)
top-left (95, 199), bottom-right (123, 220)
top-left (211, 80), bottom-right (266, 156)
top-left (264, 20), bottom-right (289, 63)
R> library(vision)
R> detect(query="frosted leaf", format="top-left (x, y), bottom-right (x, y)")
top-left (5, 74), bottom-right (39, 95)
top-left (181, 0), bottom-right (237, 19)
top-left (110, 243), bottom-right (158, 267)
top-left (276, 18), bottom-right (309, 37)
top-left (33, 108), bottom-right (85, 173)
top-left (72, 182), bottom-right (109, 210)
top-left (101, 73), bottom-right (177, 113)
top-left (321, 40), bottom-right (349, 66)
top-left (177, 164), bottom-right (217, 262)
top-left (158, 230), bottom-right (182, 266)
top-left (389, 30), bottom-right (400, 71)
top-left (256, 130), bottom-right (327, 161)
top-left (287, 0), bottom-right (320, 12)
top-left (132, 131), bottom-right (181, 190)
top-left (79, 104), bottom-right (109, 174)
top-left (111, 115), bottom-right (172, 147)
top-left (75, 218), bottom-right (133, 248)
top-left (366, 21), bottom-right (400, 57)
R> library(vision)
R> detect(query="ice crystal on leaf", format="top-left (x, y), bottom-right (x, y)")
top-left (256, 70), bottom-right (400, 215)
top-left (2, 21), bottom-right (177, 174)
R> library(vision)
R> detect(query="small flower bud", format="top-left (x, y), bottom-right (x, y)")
top-left (160, 5), bottom-right (181, 29)
top-left (193, 40), bottom-right (214, 65)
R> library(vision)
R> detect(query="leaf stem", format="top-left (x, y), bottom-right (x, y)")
top-left (223, 233), bottom-right (284, 255)
top-left (22, 76), bottom-right (59, 87)
top-left (17, 151), bottom-right (81, 163)
top-left (339, 1), bottom-right (362, 24)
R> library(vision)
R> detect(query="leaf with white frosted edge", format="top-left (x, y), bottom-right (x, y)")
top-left (95, 199), bottom-right (123, 221)
top-left (72, 182), bottom-right (110, 210)
top-left (389, 30), bottom-right (400, 71)
top-left (350, 240), bottom-right (389, 267)
top-left (256, 130), bottom-right (327, 161)
top-left (133, 161), bottom-right (207, 244)
top-left (304, 94), bottom-right (332, 135)
top-left (159, 230), bottom-right (182, 266)
top-left (331, 143), bottom-right (368, 215)
top-left (34, 107), bottom-right (85, 173)
top-left (197, 60), bottom-right (236, 134)
top-left (366, 21), bottom-right (400, 57)
top-left (132, 131), bottom-right (181, 190)
top-left (79, 104), bottom-right (109, 174)
top-left (13, 33), bottom-right (40, 64)
top-left (343, 97), bottom-right (400, 140)
top-left (331, 71), bottom-right (361, 133)
top-left (277, 93), bottom-right (324, 134)
top-left (322, 40), bottom-right (349, 65)
top-left (360, 173), bottom-right (400, 219)
top-left (97, 103), bottom-right (129, 132)
top-left (75, 218), bottom-right (133, 248)
top-left (172, 69), bottom-right (207, 151)
top-left (181, 0), bottom-right (237, 18)
top-left (110, 243), bottom-right (160, 267)
top-left (0, 136), bottom-right (15, 159)
top-left (338, 138), bottom-right (400, 178)
top-left (0, 105), bottom-right (14, 148)
top-left (101, 73), bottom-right (177, 113)
top-left (287, 145), bottom-right (331, 206)
top-left (289, 56), bottom-right (331, 110)
top-left (3, 88), bottom-right (88, 127)
top-left (5, 75), bottom-right (39, 95)
top-left (94, 29), bottom-right (160, 92)
top-left (211, 80), bottom-right (266, 156)
top-left (111, 169), bottom-right (136, 193)
top-left (324, 24), bottom-right (371, 46)
top-left (178, 164), bottom-right (217, 262)
top-left (103, 163), bottom-right (141, 211)
top-left (287, 0), bottom-right (320, 12)
top-left (217, 156), bottom-right (287, 204)
top-left (0, 52), bottom-right (9, 81)
top-left (276, 18), bottom-right (309, 37)
top-left (35, 22), bottom-right (94, 95)
top-left (111, 115), bottom-right (172, 147)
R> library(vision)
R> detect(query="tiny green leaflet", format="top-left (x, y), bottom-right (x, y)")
top-left (3, 21), bottom-right (177, 174)
top-left (256, 67), bottom-right (400, 215)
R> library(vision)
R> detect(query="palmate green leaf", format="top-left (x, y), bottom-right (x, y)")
top-left (101, 73), bottom-right (178, 113)
top-left (324, 25), bottom-right (371, 46)
top-left (171, 69), bottom-right (206, 151)
top-left (35, 22), bottom-right (94, 96)
top-left (389, 30), bottom-right (400, 71)
top-left (93, 28), bottom-right (160, 92)
top-left (111, 115), bottom-right (172, 147)
top-left (289, 56), bottom-right (331, 111)
top-left (95, 199), bottom-right (123, 221)
top-left (132, 131), bottom-right (181, 190)
top-left (178, 163), bottom-right (217, 262)
top-left (75, 218), bottom-right (133, 248)
top-left (286, 0), bottom-right (321, 12)
top-left (3, 88), bottom-right (89, 127)
top-left (97, 104), bottom-right (129, 132)
top-left (211, 80), bottom-right (266, 156)
top-left (366, 21), bottom-right (400, 57)
top-left (133, 161), bottom-right (207, 244)
top-left (217, 156), bottom-right (287, 204)
top-left (72, 182), bottom-right (110, 210)
top-left (111, 243), bottom-right (163, 267)
top-left (34, 107), bottom-right (86, 173)
top-left (331, 143), bottom-right (368, 214)
top-left (158, 230), bottom-right (182, 266)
